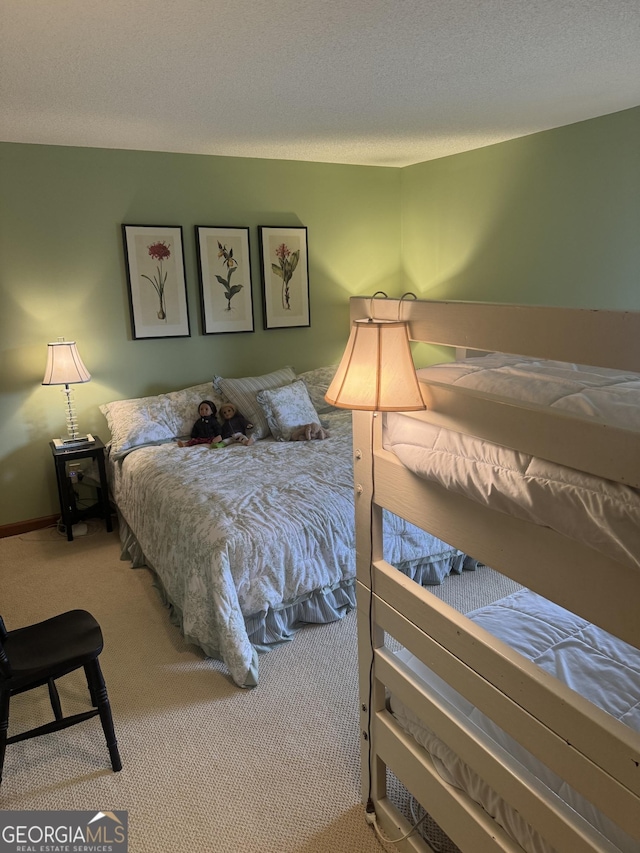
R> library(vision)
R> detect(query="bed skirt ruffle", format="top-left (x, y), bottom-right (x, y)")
top-left (116, 509), bottom-right (356, 669)
top-left (152, 578), bottom-right (356, 686)
top-left (400, 551), bottom-right (480, 586)
top-left (116, 509), bottom-right (479, 685)
top-left (245, 581), bottom-right (356, 651)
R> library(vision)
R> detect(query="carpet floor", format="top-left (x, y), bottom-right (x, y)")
top-left (0, 522), bottom-right (520, 852)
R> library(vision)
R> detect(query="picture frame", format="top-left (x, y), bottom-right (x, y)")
top-left (122, 225), bottom-right (190, 339)
top-left (258, 226), bottom-right (310, 330)
top-left (195, 226), bottom-right (255, 335)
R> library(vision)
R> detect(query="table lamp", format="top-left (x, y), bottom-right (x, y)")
top-left (43, 338), bottom-right (95, 447)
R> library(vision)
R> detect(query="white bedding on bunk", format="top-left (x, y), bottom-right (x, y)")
top-left (383, 355), bottom-right (640, 572)
top-left (390, 587), bottom-right (640, 853)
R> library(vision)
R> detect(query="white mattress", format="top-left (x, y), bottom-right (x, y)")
top-left (390, 588), bottom-right (640, 853)
top-left (383, 355), bottom-right (640, 572)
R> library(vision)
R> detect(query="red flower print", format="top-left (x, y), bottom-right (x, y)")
top-left (148, 241), bottom-right (171, 261)
top-left (141, 241), bottom-right (172, 320)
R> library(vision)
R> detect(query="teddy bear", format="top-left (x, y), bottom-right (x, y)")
top-left (289, 423), bottom-right (330, 442)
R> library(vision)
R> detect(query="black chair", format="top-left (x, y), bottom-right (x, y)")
top-left (0, 609), bottom-right (122, 782)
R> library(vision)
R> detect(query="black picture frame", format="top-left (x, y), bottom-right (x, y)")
top-left (122, 224), bottom-right (190, 339)
top-left (258, 226), bottom-right (310, 330)
top-left (195, 226), bottom-right (255, 335)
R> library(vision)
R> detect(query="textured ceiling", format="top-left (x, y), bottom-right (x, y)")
top-left (1, 0), bottom-right (639, 167)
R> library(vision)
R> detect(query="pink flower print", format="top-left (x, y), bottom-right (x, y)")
top-left (142, 241), bottom-right (171, 320)
top-left (271, 242), bottom-right (299, 310)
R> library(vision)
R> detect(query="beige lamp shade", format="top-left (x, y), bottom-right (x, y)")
top-left (43, 339), bottom-right (92, 443)
top-left (325, 319), bottom-right (425, 411)
top-left (42, 340), bottom-right (91, 386)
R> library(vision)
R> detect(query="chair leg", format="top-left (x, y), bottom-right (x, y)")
top-left (84, 660), bottom-right (122, 773)
top-left (48, 678), bottom-right (63, 720)
top-left (0, 689), bottom-right (10, 784)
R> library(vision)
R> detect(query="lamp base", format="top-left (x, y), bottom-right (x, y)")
top-left (53, 433), bottom-right (95, 449)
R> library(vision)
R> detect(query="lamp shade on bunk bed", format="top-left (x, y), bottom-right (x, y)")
top-left (325, 319), bottom-right (425, 412)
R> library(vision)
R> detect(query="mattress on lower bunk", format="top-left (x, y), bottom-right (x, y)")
top-left (383, 355), bottom-right (640, 572)
top-left (389, 587), bottom-right (640, 853)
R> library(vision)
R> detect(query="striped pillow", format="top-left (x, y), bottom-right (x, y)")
top-left (213, 367), bottom-right (296, 439)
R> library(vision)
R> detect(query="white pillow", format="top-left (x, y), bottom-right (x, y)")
top-left (213, 367), bottom-right (295, 439)
top-left (164, 383), bottom-right (227, 439)
top-left (296, 365), bottom-right (339, 413)
top-left (256, 380), bottom-right (320, 441)
top-left (99, 395), bottom-right (175, 457)
top-left (100, 382), bottom-right (227, 457)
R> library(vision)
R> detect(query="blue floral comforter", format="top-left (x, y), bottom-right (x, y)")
top-left (109, 410), bottom-right (468, 687)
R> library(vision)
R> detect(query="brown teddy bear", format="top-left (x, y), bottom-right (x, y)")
top-left (289, 423), bottom-right (330, 442)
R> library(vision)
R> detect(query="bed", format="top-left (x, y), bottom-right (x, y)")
top-left (100, 365), bottom-right (475, 688)
top-left (347, 296), bottom-right (640, 852)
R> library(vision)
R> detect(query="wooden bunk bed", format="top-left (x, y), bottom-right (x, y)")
top-left (347, 296), bottom-right (640, 852)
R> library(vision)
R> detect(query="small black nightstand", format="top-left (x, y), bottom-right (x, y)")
top-left (50, 436), bottom-right (113, 542)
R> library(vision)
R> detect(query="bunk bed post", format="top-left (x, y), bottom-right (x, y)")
top-left (352, 408), bottom-right (386, 805)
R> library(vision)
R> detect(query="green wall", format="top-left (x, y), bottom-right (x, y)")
top-left (0, 145), bottom-right (401, 526)
top-left (401, 107), bottom-right (640, 308)
top-left (1, 106), bottom-right (639, 527)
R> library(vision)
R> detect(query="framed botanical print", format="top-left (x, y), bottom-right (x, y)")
top-left (258, 226), bottom-right (310, 330)
top-left (195, 226), bottom-right (254, 334)
top-left (122, 225), bottom-right (190, 339)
